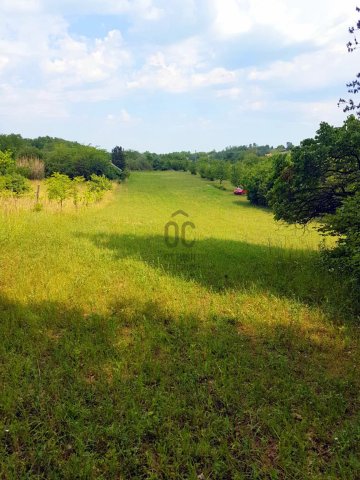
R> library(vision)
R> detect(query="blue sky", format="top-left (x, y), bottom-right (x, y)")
top-left (0, 0), bottom-right (357, 152)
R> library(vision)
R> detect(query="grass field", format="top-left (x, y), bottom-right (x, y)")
top-left (0, 171), bottom-right (359, 479)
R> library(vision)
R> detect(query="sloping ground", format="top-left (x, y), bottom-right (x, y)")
top-left (0, 171), bottom-right (359, 479)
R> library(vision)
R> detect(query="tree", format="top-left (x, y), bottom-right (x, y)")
top-left (0, 150), bottom-right (15, 175)
top-left (16, 145), bottom-right (43, 160)
top-left (0, 173), bottom-right (31, 197)
top-left (189, 162), bottom-right (197, 175)
top-left (338, 7), bottom-right (360, 117)
top-left (70, 176), bottom-right (85, 208)
top-left (111, 146), bottom-right (126, 171)
top-left (230, 162), bottom-right (243, 187)
top-left (320, 192), bottom-right (360, 302)
top-left (87, 174), bottom-right (112, 202)
top-left (45, 144), bottom-right (118, 180)
top-left (245, 158), bottom-right (276, 207)
top-left (214, 161), bottom-right (229, 184)
top-left (0, 134), bottom-right (25, 155)
top-left (268, 117), bottom-right (360, 295)
top-left (46, 172), bottom-right (72, 209)
top-left (268, 117), bottom-right (360, 224)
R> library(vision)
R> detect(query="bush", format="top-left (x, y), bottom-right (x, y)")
top-left (86, 174), bottom-right (112, 202)
top-left (46, 172), bottom-right (72, 208)
top-left (33, 202), bottom-right (43, 212)
top-left (0, 173), bottom-right (31, 196)
top-left (238, 157), bottom-right (277, 207)
top-left (0, 150), bottom-right (15, 175)
top-left (189, 163), bottom-right (197, 175)
top-left (320, 192), bottom-right (360, 290)
top-left (70, 176), bottom-right (85, 208)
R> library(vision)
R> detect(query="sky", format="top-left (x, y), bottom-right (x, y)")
top-left (0, 0), bottom-right (358, 153)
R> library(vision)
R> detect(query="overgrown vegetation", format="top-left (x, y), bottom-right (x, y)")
top-left (0, 134), bottom-right (125, 180)
top-left (46, 173), bottom-right (112, 209)
top-left (0, 149), bottom-right (113, 211)
top-left (0, 149), bottom-right (31, 197)
top-left (0, 136), bottom-right (124, 209)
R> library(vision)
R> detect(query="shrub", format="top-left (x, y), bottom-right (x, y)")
top-left (70, 176), bottom-right (85, 208)
top-left (0, 150), bottom-right (15, 175)
top-left (189, 163), bottom-right (197, 175)
top-left (87, 174), bottom-right (112, 202)
top-left (0, 173), bottom-right (31, 196)
top-left (46, 172), bottom-right (72, 208)
top-left (320, 192), bottom-right (360, 289)
top-left (33, 202), bottom-right (43, 212)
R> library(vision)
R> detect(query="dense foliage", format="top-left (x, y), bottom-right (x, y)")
top-left (111, 146), bottom-right (130, 180)
top-left (320, 193), bottom-right (360, 281)
top-left (0, 149), bottom-right (31, 196)
top-left (0, 134), bottom-right (121, 180)
top-left (268, 117), bottom-right (360, 223)
top-left (267, 116), bottom-right (360, 294)
top-left (46, 172), bottom-right (113, 208)
top-left (0, 173), bottom-right (30, 196)
top-left (125, 144), bottom-right (290, 173)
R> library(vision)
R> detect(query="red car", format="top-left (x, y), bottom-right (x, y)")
top-left (233, 187), bottom-right (247, 195)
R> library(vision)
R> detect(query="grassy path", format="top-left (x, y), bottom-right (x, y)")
top-left (0, 172), bottom-right (359, 479)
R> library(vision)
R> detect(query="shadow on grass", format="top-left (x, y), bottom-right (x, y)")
top-left (231, 199), bottom-right (270, 212)
top-left (79, 232), bottom-right (354, 317)
top-left (0, 292), bottom-right (359, 479)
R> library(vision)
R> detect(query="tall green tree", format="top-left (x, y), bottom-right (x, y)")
top-left (268, 117), bottom-right (360, 224)
top-left (111, 146), bottom-right (126, 171)
top-left (214, 161), bottom-right (229, 184)
top-left (0, 150), bottom-right (15, 175)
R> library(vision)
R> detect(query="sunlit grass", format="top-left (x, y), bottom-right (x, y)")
top-left (0, 171), bottom-right (359, 479)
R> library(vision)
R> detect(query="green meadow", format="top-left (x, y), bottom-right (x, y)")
top-left (0, 171), bottom-right (359, 479)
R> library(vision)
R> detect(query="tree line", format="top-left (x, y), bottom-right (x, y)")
top-left (124, 143), bottom-right (292, 172)
top-left (0, 134), bottom-right (129, 181)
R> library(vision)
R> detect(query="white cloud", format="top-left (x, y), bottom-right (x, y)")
top-left (128, 61), bottom-right (237, 92)
top-left (27, 0), bottom-right (164, 20)
top-left (210, 0), bottom-right (353, 45)
top-left (162, 37), bottom-right (207, 68)
top-left (127, 50), bottom-right (187, 92)
top-left (212, 0), bottom-right (253, 37)
top-left (0, 0), bottom-right (41, 13)
top-left (43, 30), bottom-right (132, 86)
top-left (128, 41), bottom-right (237, 93)
top-left (0, 56), bottom-right (9, 71)
top-left (0, 83), bottom-right (69, 118)
top-left (216, 87), bottom-right (243, 99)
top-left (248, 44), bottom-right (354, 91)
top-left (106, 109), bottom-right (139, 124)
top-left (0, 12), bottom-right (68, 78)
top-left (0, 0), bottom-right (357, 150)
top-left (192, 67), bottom-right (237, 87)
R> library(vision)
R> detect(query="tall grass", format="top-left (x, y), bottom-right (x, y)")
top-left (16, 157), bottom-right (45, 180)
top-left (0, 171), bottom-right (359, 479)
